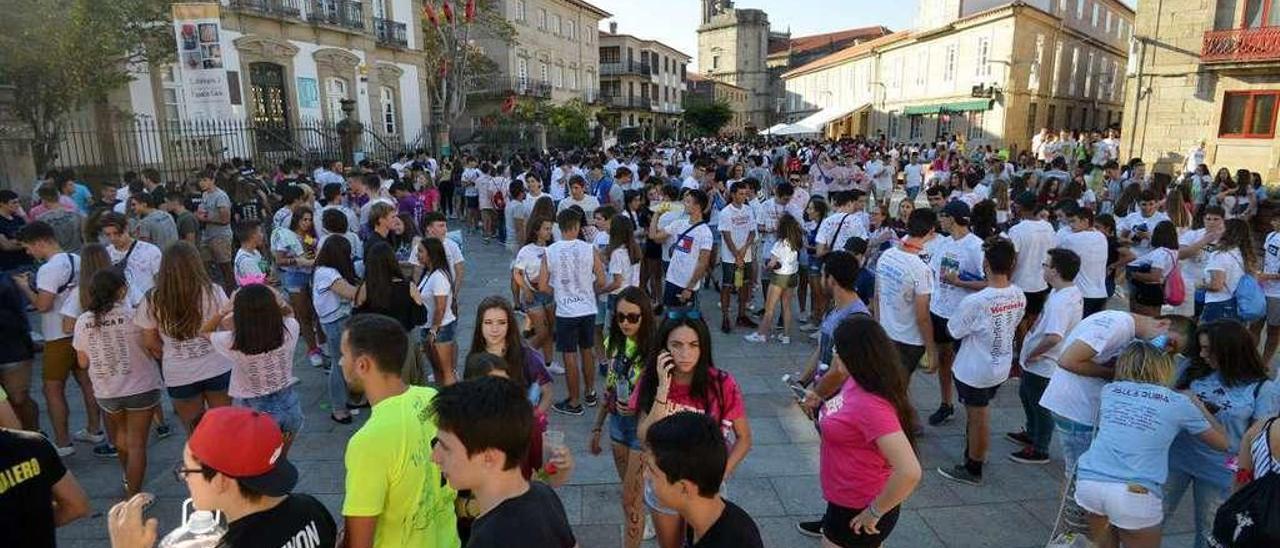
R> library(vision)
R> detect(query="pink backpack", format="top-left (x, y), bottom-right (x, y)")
top-left (1164, 249), bottom-right (1185, 306)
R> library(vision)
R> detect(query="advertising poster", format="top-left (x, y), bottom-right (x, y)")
top-left (173, 3), bottom-right (233, 119)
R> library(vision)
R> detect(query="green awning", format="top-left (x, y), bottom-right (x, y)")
top-left (902, 99), bottom-right (992, 115)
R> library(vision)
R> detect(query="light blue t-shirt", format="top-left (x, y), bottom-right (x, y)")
top-left (1168, 371), bottom-right (1280, 489)
top-left (1077, 381), bottom-right (1210, 497)
top-left (818, 298), bottom-right (871, 371)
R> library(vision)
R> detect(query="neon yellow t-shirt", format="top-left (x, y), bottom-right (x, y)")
top-left (342, 385), bottom-right (459, 548)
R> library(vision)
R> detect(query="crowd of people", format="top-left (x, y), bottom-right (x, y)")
top-left (1, 128), bottom-right (1279, 548)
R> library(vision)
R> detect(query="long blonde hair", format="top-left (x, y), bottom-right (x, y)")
top-left (146, 241), bottom-right (216, 340)
top-left (1114, 341), bottom-right (1175, 386)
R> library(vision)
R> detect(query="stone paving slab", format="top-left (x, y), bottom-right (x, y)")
top-left (46, 227), bottom-right (1199, 547)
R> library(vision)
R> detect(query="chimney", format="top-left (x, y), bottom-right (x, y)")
top-left (609, 21), bottom-right (617, 34)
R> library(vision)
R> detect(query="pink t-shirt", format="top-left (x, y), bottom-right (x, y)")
top-left (818, 378), bottom-right (903, 508)
top-left (631, 368), bottom-right (745, 440)
top-left (72, 304), bottom-right (164, 400)
top-left (209, 317), bottom-right (300, 399)
top-left (134, 285), bottom-right (233, 388)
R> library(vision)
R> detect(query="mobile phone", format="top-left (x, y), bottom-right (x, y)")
top-left (789, 384), bottom-right (808, 401)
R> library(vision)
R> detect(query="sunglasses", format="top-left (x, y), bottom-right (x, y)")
top-left (616, 312), bottom-right (643, 324)
top-left (665, 308), bottom-right (703, 321)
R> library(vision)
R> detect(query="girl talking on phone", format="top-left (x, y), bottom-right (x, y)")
top-left (634, 314), bottom-right (753, 548)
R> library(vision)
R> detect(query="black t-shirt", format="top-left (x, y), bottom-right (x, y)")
top-left (0, 213), bottom-right (31, 270)
top-left (467, 482), bottom-right (575, 548)
top-left (686, 500), bottom-right (764, 548)
top-left (216, 493), bottom-right (336, 548)
top-left (0, 428), bottom-right (68, 548)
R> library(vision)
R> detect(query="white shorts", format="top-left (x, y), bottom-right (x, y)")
top-left (1074, 479), bottom-right (1164, 530)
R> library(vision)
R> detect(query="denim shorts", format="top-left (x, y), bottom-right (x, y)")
top-left (97, 389), bottom-right (162, 414)
top-left (527, 291), bottom-right (555, 311)
top-left (167, 370), bottom-right (231, 400)
top-left (426, 321), bottom-right (458, 344)
top-left (280, 270), bottom-right (311, 293)
top-left (238, 384), bottom-right (304, 436)
top-left (609, 412), bottom-right (643, 451)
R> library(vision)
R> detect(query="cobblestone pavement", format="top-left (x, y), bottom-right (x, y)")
top-left (50, 225), bottom-right (1200, 547)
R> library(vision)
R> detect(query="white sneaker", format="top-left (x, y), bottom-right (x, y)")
top-left (744, 332), bottom-right (767, 343)
top-left (809, 331), bottom-right (821, 341)
top-left (644, 515), bottom-right (656, 540)
top-left (778, 335), bottom-right (791, 345)
top-left (547, 362), bottom-right (566, 375)
top-left (308, 350), bottom-right (325, 368)
top-left (56, 445), bottom-right (75, 457)
top-left (73, 429), bottom-right (105, 444)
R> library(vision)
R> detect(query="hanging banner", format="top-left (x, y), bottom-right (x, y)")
top-left (173, 3), bottom-right (233, 119)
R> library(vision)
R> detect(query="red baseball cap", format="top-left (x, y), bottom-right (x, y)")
top-left (189, 407), bottom-right (298, 497)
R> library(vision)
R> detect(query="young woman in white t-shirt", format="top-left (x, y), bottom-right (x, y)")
top-left (1126, 221), bottom-right (1179, 317)
top-left (73, 270), bottom-right (163, 496)
top-left (415, 237), bottom-right (458, 385)
top-left (312, 236), bottom-right (360, 423)
top-left (1201, 219), bottom-right (1255, 323)
top-left (746, 213), bottom-right (804, 344)
top-left (515, 213), bottom-right (558, 373)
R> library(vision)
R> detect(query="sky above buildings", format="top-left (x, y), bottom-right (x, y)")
top-left (589, 0), bottom-right (1137, 72)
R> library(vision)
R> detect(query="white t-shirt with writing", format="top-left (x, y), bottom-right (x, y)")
top-left (1020, 286), bottom-right (1084, 378)
top-left (718, 203), bottom-right (756, 263)
top-left (72, 303), bottom-right (164, 400)
top-left (947, 286), bottom-right (1027, 389)
top-left (546, 239), bottom-right (598, 318)
top-left (134, 285), bottom-right (234, 388)
top-left (210, 317), bottom-right (300, 399)
top-left (875, 246), bottom-right (935, 346)
top-left (664, 219), bottom-right (714, 291)
top-left (928, 233), bottom-right (985, 319)
top-left (1039, 311), bottom-right (1137, 426)
top-left (1264, 232), bottom-right (1280, 297)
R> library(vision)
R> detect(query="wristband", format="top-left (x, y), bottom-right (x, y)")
top-left (867, 505), bottom-right (883, 520)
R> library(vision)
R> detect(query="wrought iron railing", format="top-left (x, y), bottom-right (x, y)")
top-left (227, 0), bottom-right (304, 19)
top-left (309, 0), bottom-right (364, 31)
top-left (600, 95), bottom-right (653, 109)
top-left (467, 75), bottom-right (552, 99)
top-left (600, 61), bottom-right (652, 77)
top-left (1202, 27), bottom-right (1280, 63)
top-left (373, 17), bottom-right (409, 47)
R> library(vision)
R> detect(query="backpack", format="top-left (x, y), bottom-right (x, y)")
top-left (594, 177), bottom-right (615, 205)
top-left (1164, 249), bottom-right (1185, 306)
top-left (1234, 254), bottom-right (1267, 322)
top-left (1211, 417), bottom-right (1280, 548)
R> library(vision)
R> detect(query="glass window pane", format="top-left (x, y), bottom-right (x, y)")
top-left (1220, 93), bottom-right (1249, 134)
top-left (1250, 94), bottom-right (1276, 135)
top-left (1245, 0), bottom-right (1264, 27)
top-left (1270, 0), bottom-right (1280, 26)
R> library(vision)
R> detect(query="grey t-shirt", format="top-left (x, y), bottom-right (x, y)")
top-left (35, 209), bottom-right (82, 253)
top-left (137, 209), bottom-right (178, 251)
top-left (199, 188), bottom-right (233, 240)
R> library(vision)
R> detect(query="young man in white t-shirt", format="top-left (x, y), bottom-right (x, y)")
top-left (540, 209), bottom-right (605, 416)
top-left (1007, 191), bottom-right (1056, 353)
top-left (1118, 189), bottom-right (1170, 258)
top-left (926, 200), bottom-right (987, 427)
top-left (1058, 207), bottom-right (1111, 317)
top-left (423, 212), bottom-right (465, 290)
top-left (937, 238), bottom-right (1026, 486)
top-left (98, 212), bottom-right (162, 308)
top-left (13, 221), bottom-right (102, 456)
top-left (718, 181), bottom-right (757, 333)
top-left (1009, 248), bottom-right (1083, 465)
top-left (650, 190), bottom-right (713, 311)
top-left (556, 175), bottom-right (600, 220)
top-left (460, 156), bottom-right (482, 231)
top-left (873, 208), bottom-right (938, 380)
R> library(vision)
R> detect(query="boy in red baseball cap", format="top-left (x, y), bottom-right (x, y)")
top-left (107, 407), bottom-right (336, 548)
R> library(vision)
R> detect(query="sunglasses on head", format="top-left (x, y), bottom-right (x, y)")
top-left (665, 308), bottom-right (703, 321)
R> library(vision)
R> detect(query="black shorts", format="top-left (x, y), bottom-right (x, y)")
top-left (466, 195), bottom-right (479, 209)
top-left (930, 312), bottom-right (955, 345)
top-left (1083, 297), bottom-right (1108, 318)
top-left (662, 281), bottom-right (695, 308)
top-left (955, 378), bottom-right (1002, 407)
top-left (720, 262), bottom-right (753, 287)
top-left (1024, 288), bottom-right (1051, 316)
top-left (554, 314), bottom-right (595, 352)
top-left (1130, 281), bottom-right (1164, 307)
top-left (644, 240), bottom-right (663, 260)
top-left (822, 502), bottom-right (902, 547)
top-left (894, 342), bottom-right (926, 375)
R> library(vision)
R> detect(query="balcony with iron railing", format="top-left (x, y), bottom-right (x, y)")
top-left (309, 0), bottom-right (364, 31)
top-left (1202, 26), bottom-right (1280, 64)
top-left (600, 95), bottom-right (653, 110)
top-left (600, 60), bottom-right (652, 77)
top-left (227, 0), bottom-right (304, 19)
top-left (374, 17), bottom-right (409, 48)
top-left (467, 75), bottom-right (553, 99)
top-left (581, 89), bottom-right (599, 104)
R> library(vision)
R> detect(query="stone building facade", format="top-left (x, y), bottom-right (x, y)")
top-left (696, 0), bottom-right (779, 131)
top-left (598, 24), bottom-right (691, 141)
top-left (686, 72), bottom-right (750, 136)
top-left (1121, 0), bottom-right (1280, 180)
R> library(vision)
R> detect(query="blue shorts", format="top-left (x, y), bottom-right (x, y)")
top-left (426, 321), bottom-right (458, 344)
top-left (280, 270), bottom-right (311, 293)
top-left (555, 314), bottom-right (595, 352)
top-left (609, 412), bottom-right (643, 451)
top-left (167, 370), bottom-right (231, 400)
top-left (238, 384), bottom-right (304, 436)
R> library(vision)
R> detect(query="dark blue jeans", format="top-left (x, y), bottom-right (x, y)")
top-left (1018, 372), bottom-right (1053, 453)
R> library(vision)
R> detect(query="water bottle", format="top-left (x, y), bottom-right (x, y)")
top-left (734, 266), bottom-right (744, 288)
top-left (158, 499), bottom-right (225, 548)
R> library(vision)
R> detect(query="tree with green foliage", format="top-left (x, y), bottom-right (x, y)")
top-left (421, 0), bottom-right (515, 156)
top-left (0, 0), bottom-right (176, 173)
top-left (683, 99), bottom-right (734, 137)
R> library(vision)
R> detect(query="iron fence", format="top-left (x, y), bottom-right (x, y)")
top-left (42, 116), bottom-right (422, 185)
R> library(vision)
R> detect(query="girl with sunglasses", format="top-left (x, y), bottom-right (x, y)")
top-left (634, 315), bottom-right (753, 548)
top-left (589, 287), bottom-right (656, 548)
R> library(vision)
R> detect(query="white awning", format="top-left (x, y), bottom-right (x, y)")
top-left (758, 123), bottom-right (791, 135)
top-left (793, 103), bottom-right (870, 131)
top-left (770, 123), bottom-right (819, 135)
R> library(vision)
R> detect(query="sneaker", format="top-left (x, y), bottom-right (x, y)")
top-left (808, 330), bottom-right (821, 341)
top-left (721, 317), bottom-right (732, 334)
top-left (547, 362), bottom-right (566, 375)
top-left (154, 423), bottom-right (172, 440)
top-left (1005, 430), bottom-right (1033, 446)
top-left (55, 445), bottom-right (75, 457)
top-left (308, 348), bottom-right (325, 368)
top-left (736, 316), bottom-right (759, 329)
top-left (800, 323), bottom-right (821, 333)
top-left (937, 464), bottom-right (983, 486)
top-left (1008, 447), bottom-right (1051, 465)
top-left (552, 399), bottom-right (585, 416)
top-left (643, 516), bottom-right (656, 540)
top-left (778, 335), bottom-right (791, 345)
top-left (796, 520), bottom-right (823, 538)
top-left (72, 429), bottom-right (106, 444)
top-left (927, 403), bottom-right (955, 426)
top-left (93, 442), bottom-right (118, 459)
top-left (584, 392), bottom-right (599, 407)
top-left (743, 332), bottom-right (768, 344)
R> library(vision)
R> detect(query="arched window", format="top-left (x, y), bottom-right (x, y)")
top-left (380, 86), bottom-right (398, 135)
top-left (326, 77), bottom-right (349, 123)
